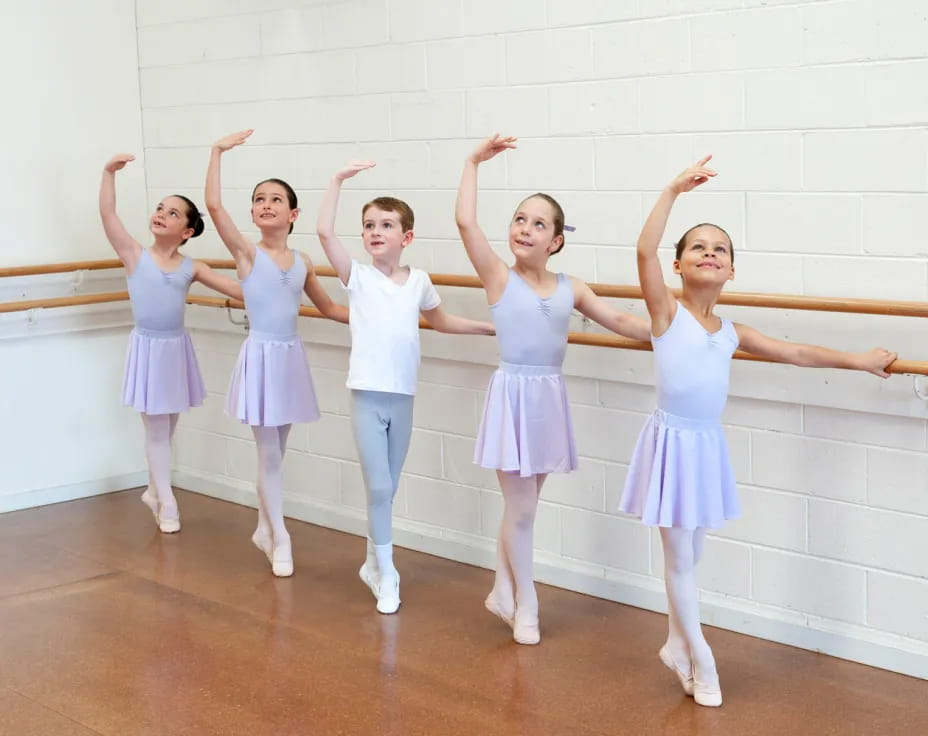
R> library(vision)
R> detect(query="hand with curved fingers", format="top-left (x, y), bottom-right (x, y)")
top-left (104, 153), bottom-right (135, 173)
top-left (335, 160), bottom-right (376, 181)
top-left (860, 348), bottom-right (897, 378)
top-left (317, 162), bottom-right (375, 285)
top-left (668, 155), bottom-right (717, 195)
top-left (213, 129), bottom-right (254, 153)
top-left (468, 134), bottom-right (517, 165)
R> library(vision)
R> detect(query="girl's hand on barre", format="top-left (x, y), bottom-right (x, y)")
top-left (858, 348), bottom-right (897, 378)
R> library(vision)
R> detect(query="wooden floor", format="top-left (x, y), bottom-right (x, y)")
top-left (0, 490), bottom-right (924, 736)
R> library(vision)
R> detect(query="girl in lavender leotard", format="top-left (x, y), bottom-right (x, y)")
top-left (99, 153), bottom-right (242, 534)
top-left (455, 135), bottom-right (651, 645)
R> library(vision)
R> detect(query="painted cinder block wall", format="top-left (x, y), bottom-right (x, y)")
top-left (74, 0), bottom-right (928, 677)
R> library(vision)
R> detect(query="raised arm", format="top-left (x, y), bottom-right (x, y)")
top-left (301, 253), bottom-right (349, 324)
top-left (317, 161), bottom-right (375, 285)
top-left (193, 261), bottom-right (243, 301)
top-left (572, 279), bottom-right (651, 341)
top-left (99, 154), bottom-right (143, 272)
top-left (420, 306), bottom-right (495, 335)
top-left (455, 135), bottom-right (515, 301)
top-left (205, 130), bottom-right (255, 270)
top-left (735, 324), bottom-right (896, 378)
top-left (639, 156), bottom-right (716, 335)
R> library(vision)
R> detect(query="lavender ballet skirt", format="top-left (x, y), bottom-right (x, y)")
top-left (122, 327), bottom-right (206, 415)
top-left (619, 408), bottom-right (740, 529)
top-left (474, 362), bottom-right (578, 477)
top-left (225, 330), bottom-right (320, 427)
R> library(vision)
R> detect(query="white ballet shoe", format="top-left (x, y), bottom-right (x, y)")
top-left (157, 512), bottom-right (181, 534)
top-left (658, 645), bottom-right (695, 696)
top-left (140, 488), bottom-right (159, 519)
top-left (359, 560), bottom-right (380, 600)
top-left (252, 530), bottom-right (274, 564)
top-left (375, 571), bottom-right (401, 615)
top-left (484, 593), bottom-right (515, 630)
top-left (512, 610), bottom-right (540, 645)
top-left (141, 490), bottom-right (180, 533)
top-left (268, 538), bottom-right (293, 577)
top-left (693, 670), bottom-right (723, 707)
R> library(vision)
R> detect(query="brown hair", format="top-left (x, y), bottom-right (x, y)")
top-left (362, 196), bottom-right (414, 232)
top-left (252, 178), bottom-right (298, 234)
top-left (516, 193), bottom-right (566, 254)
top-left (171, 195), bottom-right (204, 245)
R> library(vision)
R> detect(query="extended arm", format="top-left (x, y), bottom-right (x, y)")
top-left (421, 306), bottom-right (494, 335)
top-left (638, 156), bottom-right (716, 334)
top-left (316, 161), bottom-right (375, 285)
top-left (735, 324), bottom-right (896, 378)
top-left (302, 254), bottom-right (349, 324)
top-left (99, 154), bottom-right (143, 271)
top-left (572, 280), bottom-right (651, 341)
top-left (193, 261), bottom-right (243, 301)
top-left (205, 130), bottom-right (255, 270)
top-left (454, 135), bottom-right (514, 299)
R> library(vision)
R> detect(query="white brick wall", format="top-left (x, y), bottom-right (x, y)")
top-left (131, 0), bottom-right (928, 677)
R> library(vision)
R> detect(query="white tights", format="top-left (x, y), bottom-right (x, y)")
top-left (660, 527), bottom-right (717, 680)
top-left (489, 471), bottom-right (547, 621)
top-left (141, 413), bottom-right (179, 512)
top-left (252, 425), bottom-right (292, 556)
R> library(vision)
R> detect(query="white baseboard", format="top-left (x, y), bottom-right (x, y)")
top-left (0, 472), bottom-right (148, 514)
top-left (179, 471), bottom-right (927, 680)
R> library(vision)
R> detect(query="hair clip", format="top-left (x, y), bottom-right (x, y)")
top-left (564, 225), bottom-right (576, 232)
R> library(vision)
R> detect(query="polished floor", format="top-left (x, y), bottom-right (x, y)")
top-left (0, 490), bottom-right (924, 736)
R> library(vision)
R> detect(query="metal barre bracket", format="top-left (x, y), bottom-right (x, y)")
top-left (226, 303), bottom-right (249, 333)
top-left (914, 376), bottom-right (928, 401)
top-left (70, 269), bottom-right (86, 292)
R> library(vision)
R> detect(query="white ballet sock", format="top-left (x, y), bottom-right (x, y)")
top-left (365, 537), bottom-right (378, 569)
top-left (374, 542), bottom-right (397, 578)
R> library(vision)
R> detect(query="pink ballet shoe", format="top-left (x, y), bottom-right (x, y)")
top-left (141, 490), bottom-right (180, 533)
top-left (271, 550), bottom-right (294, 578)
top-left (484, 593), bottom-right (515, 630)
top-left (157, 512), bottom-right (181, 534)
top-left (512, 610), bottom-right (540, 645)
top-left (252, 530), bottom-right (274, 564)
top-left (693, 669), bottom-right (723, 707)
top-left (658, 645), bottom-right (695, 696)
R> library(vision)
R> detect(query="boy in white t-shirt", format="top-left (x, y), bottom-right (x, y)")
top-left (317, 161), bottom-right (494, 613)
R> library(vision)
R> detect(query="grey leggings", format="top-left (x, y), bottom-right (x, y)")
top-left (351, 390), bottom-right (415, 545)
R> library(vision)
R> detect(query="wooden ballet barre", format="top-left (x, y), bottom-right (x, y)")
top-left (5, 258), bottom-right (928, 320)
top-left (0, 260), bottom-right (126, 278)
top-left (198, 260), bottom-right (928, 319)
top-left (0, 290), bottom-right (924, 374)
top-left (182, 294), bottom-right (924, 376)
top-left (0, 291), bottom-right (130, 314)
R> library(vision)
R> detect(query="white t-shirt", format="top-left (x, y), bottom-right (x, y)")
top-left (343, 260), bottom-right (441, 395)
